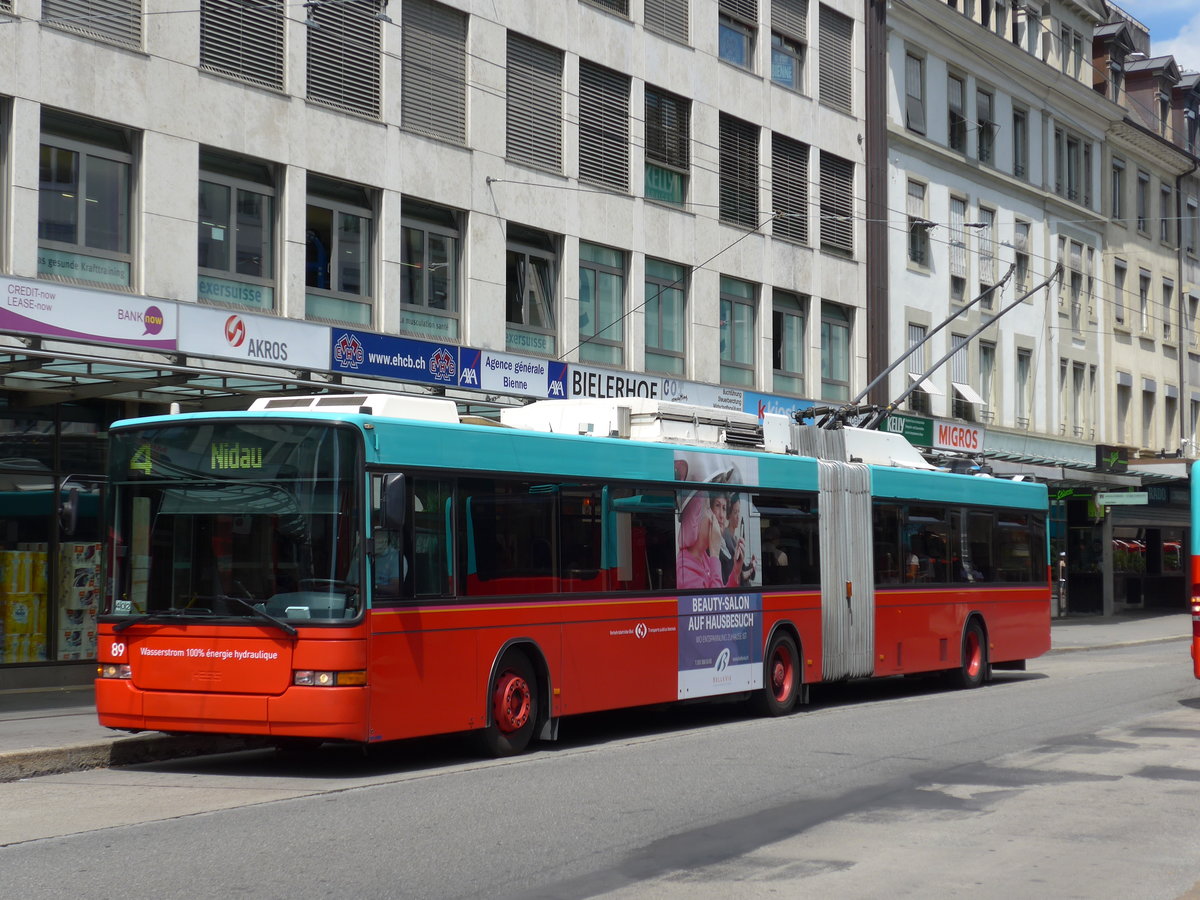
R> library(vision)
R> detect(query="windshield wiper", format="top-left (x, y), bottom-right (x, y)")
top-left (220, 594), bottom-right (299, 637)
top-left (113, 608), bottom-right (196, 633)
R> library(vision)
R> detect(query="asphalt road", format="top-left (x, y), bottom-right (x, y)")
top-left (2, 641), bottom-right (1198, 900)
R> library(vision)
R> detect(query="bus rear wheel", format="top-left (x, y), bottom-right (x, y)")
top-left (953, 619), bottom-right (989, 689)
top-left (754, 632), bottom-right (801, 716)
top-left (481, 650), bottom-right (538, 757)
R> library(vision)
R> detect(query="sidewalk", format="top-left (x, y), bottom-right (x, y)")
top-left (0, 612), bottom-right (1190, 782)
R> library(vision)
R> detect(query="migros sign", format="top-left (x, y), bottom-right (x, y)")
top-left (934, 422), bottom-right (983, 452)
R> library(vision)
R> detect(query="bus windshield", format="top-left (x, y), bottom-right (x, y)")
top-left (105, 421), bottom-right (363, 624)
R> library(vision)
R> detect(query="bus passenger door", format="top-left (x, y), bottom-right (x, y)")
top-left (818, 460), bottom-right (875, 680)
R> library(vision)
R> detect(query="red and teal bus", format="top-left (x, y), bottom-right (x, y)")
top-left (96, 395), bottom-right (1050, 755)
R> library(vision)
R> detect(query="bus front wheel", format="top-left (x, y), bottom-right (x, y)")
top-left (754, 632), bottom-right (801, 716)
top-left (953, 619), bottom-right (989, 689)
top-left (481, 650), bottom-right (538, 757)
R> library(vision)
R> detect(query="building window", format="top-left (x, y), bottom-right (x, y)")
top-left (400, 198), bottom-right (461, 340)
top-left (578, 242), bottom-right (625, 365)
top-left (1013, 220), bottom-right (1030, 293)
top-left (904, 52), bottom-right (925, 134)
top-left (1161, 184), bottom-right (1174, 245)
top-left (579, 61), bottom-right (631, 192)
top-left (1016, 348), bottom-right (1031, 427)
top-left (907, 322), bottom-right (931, 415)
top-left (1136, 170), bottom-right (1150, 233)
top-left (645, 0), bottom-right (689, 43)
top-left (1012, 107), bottom-right (1028, 178)
top-left (305, 175), bottom-right (373, 325)
top-left (38, 111), bottom-right (133, 288)
top-left (906, 180), bottom-right (930, 267)
top-left (1054, 130), bottom-right (1083, 202)
top-left (1111, 157), bottom-right (1125, 222)
top-left (402, 0), bottom-right (468, 144)
top-left (718, 0), bottom-right (757, 69)
top-left (950, 333), bottom-right (978, 421)
top-left (200, 0), bottom-right (284, 89)
top-left (306, 0), bottom-right (384, 118)
top-left (1187, 198), bottom-right (1199, 255)
top-left (644, 258), bottom-right (687, 375)
top-left (507, 33), bottom-right (564, 172)
top-left (820, 301), bottom-right (851, 401)
top-left (819, 151), bottom-right (853, 256)
top-left (771, 0), bottom-right (807, 91)
top-left (719, 114), bottom-right (759, 227)
top-left (719, 276), bottom-right (756, 386)
top-left (772, 290), bottom-right (805, 395)
top-left (772, 134), bottom-right (808, 243)
top-left (1142, 389), bottom-right (1156, 449)
top-left (506, 224), bottom-right (558, 355)
top-left (818, 4), bottom-right (853, 113)
top-left (197, 151), bottom-right (275, 311)
top-left (979, 340), bottom-right (995, 422)
top-left (1116, 383), bottom-right (1131, 444)
top-left (948, 74), bottom-right (966, 152)
top-left (949, 195), bottom-right (967, 300)
top-left (976, 88), bottom-right (995, 164)
top-left (977, 207), bottom-right (996, 302)
top-left (1113, 259), bottom-right (1127, 327)
top-left (645, 87), bottom-right (690, 205)
top-left (1163, 279), bottom-right (1174, 342)
top-left (43, 0), bottom-right (140, 48)
top-left (1139, 269), bottom-right (1151, 335)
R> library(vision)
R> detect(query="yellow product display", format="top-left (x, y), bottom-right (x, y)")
top-left (2, 594), bottom-right (33, 635)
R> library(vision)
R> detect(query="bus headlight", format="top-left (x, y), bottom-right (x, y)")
top-left (98, 664), bottom-right (132, 679)
top-left (293, 670), bottom-right (367, 687)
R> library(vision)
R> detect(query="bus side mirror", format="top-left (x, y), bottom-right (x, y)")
top-left (379, 474), bottom-right (406, 530)
top-left (59, 486), bottom-right (79, 536)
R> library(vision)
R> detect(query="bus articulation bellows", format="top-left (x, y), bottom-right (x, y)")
top-left (96, 395), bottom-right (1051, 755)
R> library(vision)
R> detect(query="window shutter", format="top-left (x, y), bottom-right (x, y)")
top-left (772, 133), bottom-right (808, 243)
top-left (306, 0), bottom-right (383, 119)
top-left (819, 151), bottom-right (853, 254)
top-left (904, 54), bottom-right (925, 133)
top-left (507, 33), bottom-right (564, 171)
top-left (43, 0), bottom-right (141, 48)
top-left (818, 5), bottom-right (852, 113)
top-left (979, 210), bottom-right (995, 283)
top-left (773, 0), bottom-right (807, 42)
top-left (645, 0), bottom-right (689, 43)
top-left (719, 0), bottom-right (756, 26)
top-left (200, 0), bottom-right (284, 90)
top-left (402, 0), bottom-right (468, 144)
top-left (949, 198), bottom-right (966, 277)
top-left (579, 62), bottom-right (630, 191)
top-left (645, 88), bottom-right (689, 170)
top-left (1013, 222), bottom-right (1029, 251)
top-left (719, 115), bottom-right (759, 227)
top-left (587, 0), bottom-right (628, 14)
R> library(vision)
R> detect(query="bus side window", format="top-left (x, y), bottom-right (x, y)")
top-left (412, 478), bottom-right (454, 598)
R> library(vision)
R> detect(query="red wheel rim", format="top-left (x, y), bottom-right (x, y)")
top-left (769, 645), bottom-right (794, 702)
top-left (492, 671), bottom-right (531, 734)
top-left (965, 631), bottom-right (982, 679)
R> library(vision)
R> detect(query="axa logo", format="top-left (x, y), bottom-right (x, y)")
top-left (224, 315), bottom-right (246, 348)
top-left (333, 333), bottom-right (364, 369)
top-left (430, 347), bottom-right (456, 381)
top-left (714, 648), bottom-right (731, 671)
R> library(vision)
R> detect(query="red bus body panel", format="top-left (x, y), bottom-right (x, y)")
top-left (97, 580), bottom-right (1049, 743)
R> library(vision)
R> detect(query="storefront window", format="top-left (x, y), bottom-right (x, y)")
top-left (0, 402), bottom-right (107, 665)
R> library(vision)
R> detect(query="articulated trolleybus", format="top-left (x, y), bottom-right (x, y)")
top-left (97, 395), bottom-right (1051, 755)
